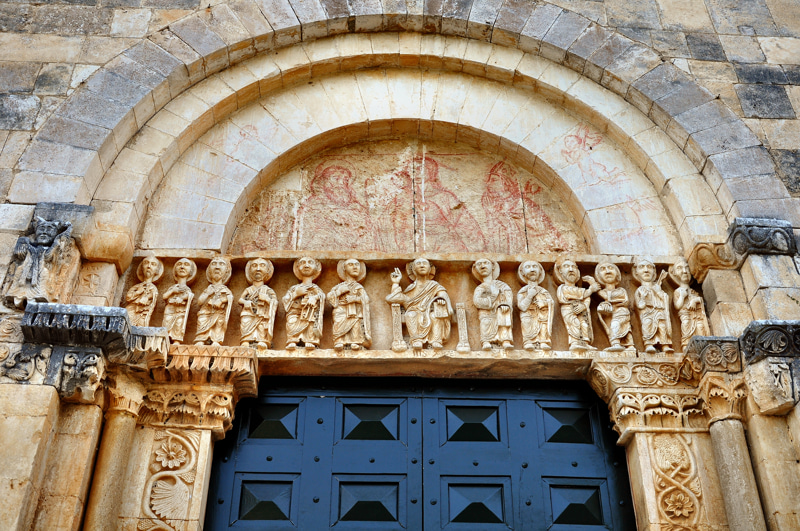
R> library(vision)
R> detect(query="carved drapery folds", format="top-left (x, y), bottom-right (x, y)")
top-left (689, 217), bottom-right (797, 281)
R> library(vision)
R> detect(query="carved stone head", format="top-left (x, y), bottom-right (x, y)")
top-left (337, 259), bottom-right (366, 282)
top-left (407, 258), bottom-right (435, 282)
top-left (32, 217), bottom-right (66, 246)
top-left (554, 257), bottom-right (580, 285)
top-left (668, 258), bottom-right (692, 287)
top-left (137, 253), bottom-right (164, 283)
top-left (206, 257), bottom-right (232, 285)
top-left (632, 259), bottom-right (657, 284)
top-left (173, 258), bottom-right (197, 284)
top-left (293, 257), bottom-right (322, 281)
top-left (595, 262), bottom-right (621, 287)
top-left (472, 259), bottom-right (499, 282)
top-left (246, 258), bottom-right (274, 284)
top-left (518, 261), bottom-right (545, 285)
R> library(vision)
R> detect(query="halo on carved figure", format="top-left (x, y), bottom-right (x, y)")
top-left (173, 258), bottom-right (197, 285)
top-left (337, 258), bottom-right (366, 282)
top-left (594, 262), bottom-right (622, 285)
top-left (406, 258), bottom-right (435, 282)
top-left (293, 257), bottom-right (322, 281)
top-left (518, 260), bottom-right (545, 285)
top-left (471, 259), bottom-right (500, 283)
top-left (205, 256), bottom-right (232, 284)
top-left (136, 253), bottom-right (164, 283)
top-left (631, 258), bottom-right (656, 284)
top-left (245, 258), bottom-right (274, 284)
top-left (553, 256), bottom-right (577, 285)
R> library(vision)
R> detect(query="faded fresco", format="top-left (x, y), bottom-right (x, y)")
top-left (230, 139), bottom-right (588, 254)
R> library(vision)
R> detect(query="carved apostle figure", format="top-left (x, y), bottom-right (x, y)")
top-left (555, 257), bottom-right (600, 351)
top-left (240, 258), bottom-right (278, 349)
top-left (283, 257), bottom-right (325, 350)
top-left (328, 259), bottom-right (371, 351)
top-left (633, 259), bottom-right (673, 354)
top-left (194, 257), bottom-right (234, 346)
top-left (125, 254), bottom-right (164, 327)
top-left (386, 258), bottom-right (453, 350)
top-left (595, 262), bottom-right (634, 352)
top-left (162, 258), bottom-right (197, 343)
top-left (669, 258), bottom-right (710, 350)
top-left (472, 258), bottom-right (513, 350)
top-left (2, 216), bottom-right (79, 309)
top-left (517, 260), bottom-right (554, 351)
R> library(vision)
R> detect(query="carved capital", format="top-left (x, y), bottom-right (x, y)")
top-left (683, 336), bottom-right (741, 380)
top-left (698, 373), bottom-right (747, 424)
top-left (106, 371), bottom-right (146, 417)
top-left (588, 359), bottom-right (706, 444)
top-left (139, 344), bottom-right (258, 437)
top-left (588, 359), bottom-right (683, 402)
top-left (740, 320), bottom-right (800, 364)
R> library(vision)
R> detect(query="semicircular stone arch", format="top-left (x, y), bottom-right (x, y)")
top-left (8, 1), bottom-right (789, 271)
top-left (136, 58), bottom-right (694, 257)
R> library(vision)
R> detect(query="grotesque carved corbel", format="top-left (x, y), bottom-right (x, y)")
top-left (52, 346), bottom-right (105, 403)
top-left (740, 320), bottom-right (800, 415)
top-left (1, 216), bottom-right (81, 309)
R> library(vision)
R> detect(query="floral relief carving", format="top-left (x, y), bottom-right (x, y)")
top-left (650, 434), bottom-right (703, 529)
top-left (140, 429), bottom-right (200, 530)
top-left (699, 374), bottom-right (748, 423)
top-left (0, 344), bottom-right (49, 383)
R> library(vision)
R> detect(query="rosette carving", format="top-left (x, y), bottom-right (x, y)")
top-left (650, 434), bottom-right (704, 529)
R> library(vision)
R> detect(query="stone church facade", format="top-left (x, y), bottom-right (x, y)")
top-left (1, 0), bottom-right (800, 529)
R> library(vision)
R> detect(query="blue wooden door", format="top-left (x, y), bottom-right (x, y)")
top-left (206, 379), bottom-right (634, 530)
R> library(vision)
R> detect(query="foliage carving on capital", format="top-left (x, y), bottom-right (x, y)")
top-left (588, 360), bottom-right (683, 402)
top-left (698, 374), bottom-right (747, 424)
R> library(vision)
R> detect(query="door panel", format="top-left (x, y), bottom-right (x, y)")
top-left (206, 379), bottom-right (634, 530)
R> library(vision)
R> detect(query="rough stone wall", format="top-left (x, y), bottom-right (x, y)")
top-left (0, 0), bottom-right (799, 209)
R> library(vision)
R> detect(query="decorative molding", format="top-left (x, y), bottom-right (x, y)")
top-left (588, 360), bottom-right (683, 402)
top-left (745, 359), bottom-right (795, 415)
top-left (0, 314), bottom-right (24, 343)
top-left (0, 344), bottom-right (50, 384)
top-left (683, 336), bottom-right (741, 380)
top-left (688, 217), bottom-right (796, 281)
top-left (609, 389), bottom-right (705, 443)
top-left (698, 374), bottom-right (747, 424)
top-left (140, 429), bottom-right (201, 531)
top-left (21, 302), bottom-right (130, 358)
top-left (687, 242), bottom-right (738, 282)
top-left (729, 217), bottom-right (796, 257)
top-left (740, 320), bottom-right (800, 364)
top-left (139, 385), bottom-right (235, 435)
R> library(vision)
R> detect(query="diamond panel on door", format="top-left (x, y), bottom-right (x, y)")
top-left (543, 477), bottom-right (614, 530)
top-left (342, 404), bottom-right (400, 440)
top-left (331, 475), bottom-right (407, 529)
top-left (442, 477), bottom-right (513, 529)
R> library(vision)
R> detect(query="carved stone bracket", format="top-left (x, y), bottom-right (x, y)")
top-left (739, 320), bottom-right (800, 415)
top-left (50, 345), bottom-right (105, 403)
top-left (689, 217), bottom-right (796, 281)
